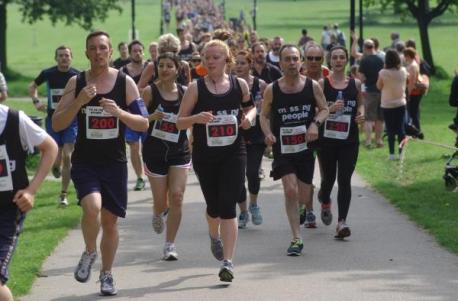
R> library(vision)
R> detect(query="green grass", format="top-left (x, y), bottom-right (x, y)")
top-left (357, 80), bottom-right (458, 254)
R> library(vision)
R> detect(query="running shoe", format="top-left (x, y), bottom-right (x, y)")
top-left (52, 166), bottom-right (61, 178)
top-left (134, 177), bottom-right (145, 191)
top-left (152, 211), bottom-right (166, 234)
top-left (304, 210), bottom-right (317, 228)
top-left (335, 221), bottom-right (351, 239)
top-left (210, 235), bottom-right (224, 261)
top-left (163, 243), bottom-right (178, 261)
top-left (99, 271), bottom-right (117, 296)
top-left (287, 238), bottom-right (304, 256)
top-left (218, 259), bottom-right (234, 282)
top-left (59, 193), bottom-right (69, 207)
top-left (249, 204), bottom-right (263, 225)
top-left (74, 251), bottom-right (97, 283)
top-left (320, 203), bottom-right (332, 226)
top-left (238, 211), bottom-right (249, 229)
top-left (299, 206), bottom-right (306, 225)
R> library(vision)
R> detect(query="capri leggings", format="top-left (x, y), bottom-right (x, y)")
top-left (239, 143), bottom-right (266, 203)
top-left (317, 143), bottom-right (359, 222)
top-left (193, 154), bottom-right (246, 219)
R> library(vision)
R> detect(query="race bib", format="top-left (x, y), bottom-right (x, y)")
top-left (50, 89), bottom-right (64, 109)
top-left (324, 114), bottom-right (351, 140)
top-left (85, 106), bottom-right (119, 140)
top-left (280, 125), bottom-right (307, 154)
top-left (151, 113), bottom-right (180, 143)
top-left (0, 145), bottom-right (13, 192)
top-left (206, 115), bottom-right (238, 147)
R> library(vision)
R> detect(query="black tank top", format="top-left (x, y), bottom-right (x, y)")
top-left (192, 75), bottom-right (246, 162)
top-left (0, 109), bottom-right (28, 208)
top-left (320, 77), bottom-right (359, 146)
top-left (241, 77), bottom-right (265, 145)
top-left (271, 78), bottom-right (316, 157)
top-left (178, 43), bottom-right (195, 62)
top-left (142, 83), bottom-right (190, 160)
top-left (72, 71), bottom-right (128, 164)
top-left (121, 62), bottom-right (147, 84)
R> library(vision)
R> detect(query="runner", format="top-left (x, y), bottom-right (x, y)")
top-left (112, 42), bottom-right (130, 70)
top-left (177, 39), bottom-right (256, 281)
top-left (0, 71), bottom-right (7, 102)
top-left (142, 52), bottom-right (190, 260)
top-left (121, 40), bottom-right (147, 191)
top-left (251, 42), bottom-right (282, 84)
top-left (317, 46), bottom-right (364, 238)
top-left (28, 45), bottom-right (79, 206)
top-left (0, 104), bottom-right (57, 301)
top-left (260, 44), bottom-right (328, 256)
top-left (52, 31), bottom-right (149, 296)
top-left (234, 50), bottom-right (267, 229)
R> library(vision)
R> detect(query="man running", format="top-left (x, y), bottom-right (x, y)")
top-left (251, 42), bottom-right (282, 84)
top-left (260, 45), bottom-right (328, 256)
top-left (52, 31), bottom-right (148, 296)
top-left (28, 45), bottom-right (79, 206)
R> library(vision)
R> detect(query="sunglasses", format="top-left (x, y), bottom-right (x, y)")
top-left (191, 59), bottom-right (201, 62)
top-left (306, 56), bottom-right (322, 62)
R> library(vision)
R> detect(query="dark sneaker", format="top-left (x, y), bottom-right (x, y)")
top-left (299, 207), bottom-right (306, 225)
top-left (210, 235), bottom-right (224, 261)
top-left (134, 178), bottom-right (145, 191)
top-left (238, 211), bottom-right (249, 229)
top-left (287, 238), bottom-right (304, 256)
top-left (99, 271), bottom-right (117, 296)
top-left (249, 204), bottom-right (263, 225)
top-left (320, 203), bottom-right (332, 226)
top-left (52, 166), bottom-right (61, 178)
top-left (335, 221), bottom-right (351, 239)
top-left (163, 243), bottom-right (178, 261)
top-left (218, 260), bottom-right (234, 282)
top-left (304, 211), bottom-right (317, 228)
top-left (74, 251), bottom-right (97, 283)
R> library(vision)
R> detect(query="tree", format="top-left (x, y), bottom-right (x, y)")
top-left (366, 0), bottom-right (458, 75)
top-left (0, 0), bottom-right (122, 73)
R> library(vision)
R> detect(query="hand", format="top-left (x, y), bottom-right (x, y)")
top-left (332, 100), bottom-right (344, 113)
top-left (148, 110), bottom-right (165, 122)
top-left (239, 114), bottom-right (252, 130)
top-left (193, 111), bottom-right (214, 124)
top-left (77, 84), bottom-right (97, 106)
top-left (355, 112), bottom-right (365, 124)
top-left (264, 133), bottom-right (277, 146)
top-left (99, 98), bottom-right (122, 117)
top-left (35, 102), bottom-right (47, 112)
top-left (351, 30), bottom-right (357, 40)
top-left (13, 188), bottom-right (35, 213)
top-left (306, 123), bottom-right (319, 142)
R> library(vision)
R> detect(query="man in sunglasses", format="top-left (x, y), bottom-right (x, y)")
top-left (302, 43), bottom-right (330, 81)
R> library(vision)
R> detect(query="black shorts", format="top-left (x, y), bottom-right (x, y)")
top-left (143, 155), bottom-right (191, 177)
top-left (0, 207), bottom-right (25, 285)
top-left (270, 152), bottom-right (315, 184)
top-left (71, 163), bottom-right (128, 218)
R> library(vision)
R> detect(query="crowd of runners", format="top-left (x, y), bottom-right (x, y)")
top-left (2, 0), bottom-right (458, 299)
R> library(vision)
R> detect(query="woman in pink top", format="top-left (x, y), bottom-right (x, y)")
top-left (376, 49), bottom-right (408, 160)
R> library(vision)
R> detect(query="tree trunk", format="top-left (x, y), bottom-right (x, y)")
top-left (0, 1), bottom-right (6, 73)
top-left (416, 15), bottom-right (435, 74)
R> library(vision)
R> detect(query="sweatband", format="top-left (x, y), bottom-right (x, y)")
top-left (241, 98), bottom-right (254, 108)
top-left (128, 98), bottom-right (149, 117)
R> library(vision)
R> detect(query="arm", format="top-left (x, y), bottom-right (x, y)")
top-left (307, 80), bottom-right (329, 142)
top-left (355, 78), bottom-right (365, 124)
top-left (176, 81), bottom-right (214, 130)
top-left (101, 76), bottom-right (149, 132)
top-left (137, 62), bottom-right (155, 91)
top-left (259, 84), bottom-right (276, 146)
top-left (238, 77), bottom-right (256, 129)
top-left (141, 85), bottom-right (164, 122)
top-left (14, 135), bottom-right (58, 212)
top-left (0, 73), bottom-right (7, 102)
top-left (28, 80), bottom-right (47, 112)
top-left (376, 70), bottom-right (384, 91)
top-left (351, 31), bottom-right (363, 61)
top-left (406, 65), bottom-right (417, 95)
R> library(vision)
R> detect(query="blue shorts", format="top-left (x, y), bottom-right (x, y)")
top-left (0, 207), bottom-right (25, 285)
top-left (125, 127), bottom-right (146, 144)
top-left (71, 163), bottom-right (128, 218)
top-left (46, 116), bottom-right (77, 147)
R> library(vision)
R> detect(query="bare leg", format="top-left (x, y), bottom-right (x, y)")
top-left (61, 143), bottom-right (74, 193)
top-left (80, 193), bottom-right (102, 253)
top-left (281, 174), bottom-right (301, 239)
top-left (148, 176), bottom-right (168, 216)
top-left (129, 141), bottom-right (143, 179)
top-left (0, 284), bottom-right (13, 301)
top-left (220, 218), bottom-right (238, 260)
top-left (165, 167), bottom-right (188, 243)
top-left (100, 208), bottom-right (119, 272)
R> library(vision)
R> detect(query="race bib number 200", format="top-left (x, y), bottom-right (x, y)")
top-left (86, 106), bottom-right (119, 140)
top-left (206, 115), bottom-right (238, 147)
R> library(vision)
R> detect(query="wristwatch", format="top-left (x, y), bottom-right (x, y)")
top-left (313, 119), bottom-right (322, 128)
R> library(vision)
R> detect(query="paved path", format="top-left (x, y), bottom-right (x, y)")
top-left (21, 159), bottom-right (458, 301)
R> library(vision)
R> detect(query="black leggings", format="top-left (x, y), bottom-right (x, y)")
top-left (408, 94), bottom-right (423, 130)
top-left (317, 143), bottom-right (359, 222)
top-left (193, 154), bottom-right (246, 219)
top-left (239, 143), bottom-right (266, 203)
top-left (383, 106), bottom-right (406, 155)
